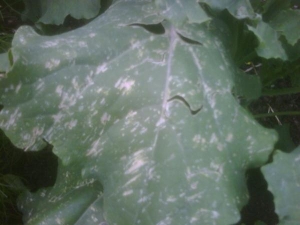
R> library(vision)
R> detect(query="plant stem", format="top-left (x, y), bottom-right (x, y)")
top-left (262, 87), bottom-right (300, 96)
top-left (254, 111), bottom-right (300, 118)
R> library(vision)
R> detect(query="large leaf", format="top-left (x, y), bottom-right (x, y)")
top-left (18, 160), bottom-right (106, 224)
top-left (0, 0), bottom-right (277, 224)
top-left (268, 9), bottom-right (300, 46)
top-left (22, 0), bottom-right (102, 25)
top-left (199, 0), bottom-right (256, 19)
top-left (0, 53), bottom-right (10, 73)
top-left (155, 0), bottom-right (211, 26)
top-left (247, 21), bottom-right (287, 60)
top-left (262, 147), bottom-right (300, 225)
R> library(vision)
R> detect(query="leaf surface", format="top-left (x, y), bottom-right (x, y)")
top-left (0, 53), bottom-right (10, 73)
top-left (22, 0), bottom-right (101, 25)
top-left (248, 21), bottom-right (287, 60)
top-left (155, 0), bottom-right (211, 26)
top-left (262, 147), bottom-right (300, 225)
top-left (199, 0), bottom-right (255, 19)
top-left (19, 160), bottom-right (105, 224)
top-left (0, 1), bottom-right (277, 224)
top-left (268, 9), bottom-right (300, 46)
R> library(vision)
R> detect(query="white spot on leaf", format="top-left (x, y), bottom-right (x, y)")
top-left (15, 83), bottom-right (22, 94)
top-left (115, 77), bottom-right (135, 95)
top-left (125, 150), bottom-right (147, 174)
top-left (96, 63), bottom-right (108, 74)
top-left (45, 59), bottom-right (60, 71)
top-left (56, 85), bottom-right (63, 96)
top-left (101, 112), bottom-right (111, 125)
top-left (226, 133), bottom-right (233, 142)
top-left (123, 190), bottom-right (133, 196)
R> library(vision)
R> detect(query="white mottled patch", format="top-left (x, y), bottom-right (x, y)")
top-left (219, 65), bottom-right (225, 71)
top-left (210, 162), bottom-right (223, 172)
top-left (211, 210), bottom-right (220, 219)
top-left (209, 133), bottom-right (218, 143)
top-left (41, 40), bottom-right (59, 48)
top-left (101, 112), bottom-right (111, 125)
top-left (30, 127), bottom-right (41, 138)
top-left (100, 98), bottom-right (106, 105)
top-left (237, 6), bottom-right (247, 17)
top-left (166, 196), bottom-right (177, 202)
top-left (186, 192), bottom-right (203, 202)
top-left (52, 112), bottom-right (63, 123)
top-left (123, 174), bottom-right (141, 187)
top-left (190, 217), bottom-right (198, 223)
top-left (85, 75), bottom-right (94, 86)
top-left (19, 35), bottom-right (26, 44)
top-left (191, 182), bottom-right (198, 189)
top-left (96, 63), bottom-right (107, 74)
top-left (55, 85), bottom-right (63, 96)
top-left (40, 190), bottom-right (46, 197)
top-left (213, 110), bottom-right (222, 118)
top-left (75, 178), bottom-right (95, 189)
top-left (138, 196), bottom-right (148, 203)
top-left (45, 59), bottom-right (60, 71)
top-left (130, 39), bottom-right (141, 49)
top-left (217, 144), bottom-right (224, 151)
top-left (139, 127), bottom-right (148, 134)
top-left (125, 150), bottom-right (147, 174)
top-left (72, 77), bottom-right (79, 89)
top-left (66, 119), bottom-right (77, 129)
top-left (91, 215), bottom-right (98, 222)
top-left (4, 108), bottom-right (21, 129)
top-left (156, 117), bottom-right (165, 127)
top-left (126, 110), bottom-right (137, 119)
top-left (14, 82), bottom-right (22, 94)
top-left (55, 218), bottom-right (61, 224)
top-left (123, 189), bottom-right (133, 196)
top-left (78, 41), bottom-right (87, 48)
top-left (186, 167), bottom-right (195, 180)
top-left (193, 134), bottom-right (201, 143)
top-left (89, 33), bottom-right (96, 38)
top-left (157, 217), bottom-right (172, 225)
top-left (226, 133), bottom-right (233, 142)
top-left (36, 79), bottom-right (45, 92)
top-left (115, 77), bottom-right (135, 95)
top-left (86, 139), bottom-right (102, 156)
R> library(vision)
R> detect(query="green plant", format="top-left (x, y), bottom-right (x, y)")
top-left (0, 0), bottom-right (300, 225)
top-left (0, 174), bottom-right (24, 224)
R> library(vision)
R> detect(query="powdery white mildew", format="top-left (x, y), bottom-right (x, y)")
top-left (45, 59), bottom-right (60, 71)
top-left (101, 112), bottom-right (111, 125)
top-left (114, 77), bottom-right (135, 95)
top-left (96, 63), bottom-right (108, 74)
top-left (125, 150), bottom-right (147, 174)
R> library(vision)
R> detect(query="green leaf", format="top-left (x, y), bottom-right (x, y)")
top-left (0, 53), bottom-right (10, 73)
top-left (262, 0), bottom-right (291, 22)
top-left (22, 0), bottom-right (101, 25)
top-left (281, 37), bottom-right (300, 61)
top-left (155, 0), bottom-right (211, 26)
top-left (19, 160), bottom-right (105, 224)
top-left (0, 1), bottom-right (277, 224)
top-left (274, 124), bottom-right (296, 153)
top-left (262, 147), bottom-right (300, 225)
top-left (200, 0), bottom-right (256, 19)
top-left (248, 21), bottom-right (287, 60)
top-left (233, 70), bottom-right (261, 100)
top-left (268, 9), bottom-right (300, 46)
top-left (218, 11), bottom-right (258, 65)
